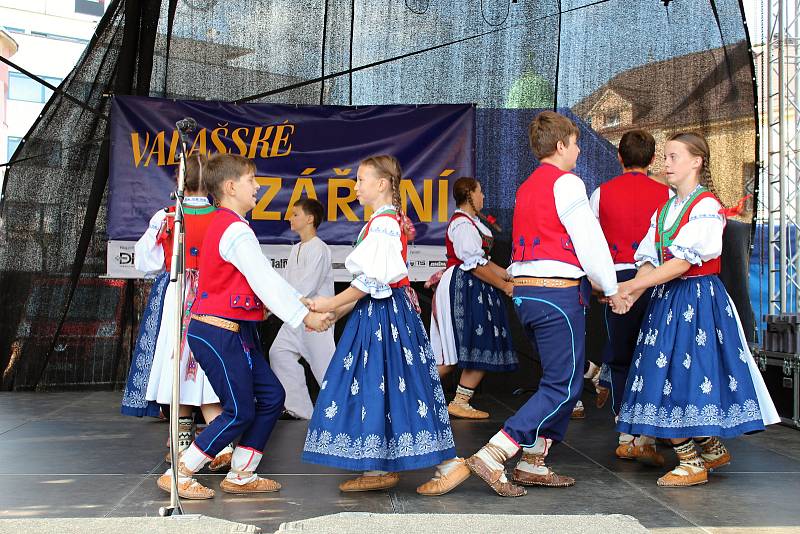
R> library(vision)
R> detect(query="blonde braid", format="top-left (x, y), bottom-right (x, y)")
top-left (700, 158), bottom-right (718, 198)
top-left (361, 154), bottom-right (415, 238)
top-left (391, 174), bottom-right (402, 217)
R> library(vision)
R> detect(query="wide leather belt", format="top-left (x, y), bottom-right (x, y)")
top-left (191, 314), bottom-right (240, 332)
top-left (513, 276), bottom-right (580, 288)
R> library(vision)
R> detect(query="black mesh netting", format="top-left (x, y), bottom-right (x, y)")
top-left (0, 0), bottom-right (756, 390)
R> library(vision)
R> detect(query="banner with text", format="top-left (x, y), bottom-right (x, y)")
top-left (109, 97), bottom-right (475, 256)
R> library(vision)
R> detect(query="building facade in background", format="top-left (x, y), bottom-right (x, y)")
top-left (0, 0), bottom-right (106, 166)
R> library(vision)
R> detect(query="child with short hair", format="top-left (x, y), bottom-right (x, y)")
top-left (157, 152), bottom-right (333, 499)
top-left (269, 198), bottom-right (335, 420)
top-left (466, 111), bottom-right (627, 496)
top-left (589, 129), bottom-right (671, 465)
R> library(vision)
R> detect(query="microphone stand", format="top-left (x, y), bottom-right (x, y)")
top-left (159, 119), bottom-right (195, 518)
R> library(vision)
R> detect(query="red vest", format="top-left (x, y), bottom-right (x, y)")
top-left (511, 163), bottom-right (581, 268)
top-left (598, 172), bottom-right (670, 265)
top-left (358, 212), bottom-right (410, 288)
top-left (445, 212), bottom-right (493, 268)
top-left (192, 208), bottom-right (267, 321)
top-left (157, 204), bottom-right (216, 271)
top-left (655, 190), bottom-right (722, 277)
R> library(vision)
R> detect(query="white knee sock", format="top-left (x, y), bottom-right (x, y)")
top-left (224, 446), bottom-right (262, 485)
top-left (180, 442), bottom-right (211, 473)
top-left (475, 431), bottom-right (519, 482)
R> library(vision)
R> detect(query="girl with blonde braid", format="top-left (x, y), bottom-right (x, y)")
top-left (615, 132), bottom-right (779, 487)
top-left (303, 155), bottom-right (470, 496)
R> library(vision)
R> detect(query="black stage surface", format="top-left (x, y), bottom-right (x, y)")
top-left (0, 390), bottom-right (798, 532)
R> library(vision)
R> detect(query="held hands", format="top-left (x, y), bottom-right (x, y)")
top-left (306, 296), bottom-right (336, 313)
top-left (303, 310), bottom-right (335, 332)
top-left (608, 292), bottom-right (632, 314)
top-left (617, 280), bottom-right (646, 309)
top-left (607, 280), bottom-right (647, 315)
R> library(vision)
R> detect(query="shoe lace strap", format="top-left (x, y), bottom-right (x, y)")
top-left (483, 443), bottom-right (510, 464)
top-left (176, 462), bottom-right (195, 477)
top-left (699, 437), bottom-right (726, 456)
top-left (521, 452), bottom-right (546, 467)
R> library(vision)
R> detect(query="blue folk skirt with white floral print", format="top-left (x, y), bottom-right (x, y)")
top-left (617, 275), bottom-right (768, 439)
top-left (121, 271), bottom-right (169, 417)
top-left (450, 269), bottom-right (517, 372)
top-left (302, 288), bottom-right (456, 472)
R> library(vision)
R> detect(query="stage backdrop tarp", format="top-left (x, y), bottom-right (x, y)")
top-left (108, 97), bottom-right (475, 279)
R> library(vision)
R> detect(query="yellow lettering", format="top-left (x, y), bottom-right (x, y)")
top-left (284, 178), bottom-right (319, 220)
top-left (231, 127), bottom-right (249, 157)
top-left (144, 131), bottom-right (166, 167)
top-left (401, 179), bottom-right (433, 222)
top-left (438, 179), bottom-right (450, 222)
top-left (188, 128), bottom-right (208, 158)
top-left (251, 177), bottom-right (282, 220)
top-left (271, 122), bottom-right (294, 157)
top-left (248, 126), bottom-right (274, 159)
top-left (130, 131), bottom-right (149, 168)
top-left (210, 125), bottom-right (229, 154)
top-left (328, 179), bottom-right (358, 222)
top-left (166, 130), bottom-right (181, 165)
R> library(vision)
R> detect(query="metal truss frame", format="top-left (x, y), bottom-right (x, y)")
top-left (763, 0), bottom-right (800, 316)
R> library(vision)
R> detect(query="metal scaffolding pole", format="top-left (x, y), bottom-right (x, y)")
top-left (761, 0), bottom-right (800, 428)
top-left (764, 0), bottom-right (800, 315)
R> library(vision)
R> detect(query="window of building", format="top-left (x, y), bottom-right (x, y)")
top-left (75, 0), bottom-right (105, 17)
top-left (605, 112), bottom-right (620, 128)
top-left (8, 72), bottom-right (61, 103)
top-left (7, 137), bottom-right (22, 158)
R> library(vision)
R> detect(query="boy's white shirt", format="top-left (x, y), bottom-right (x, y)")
top-left (284, 236), bottom-right (335, 299)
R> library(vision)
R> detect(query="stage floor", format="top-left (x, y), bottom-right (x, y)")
top-left (0, 390), bottom-right (798, 533)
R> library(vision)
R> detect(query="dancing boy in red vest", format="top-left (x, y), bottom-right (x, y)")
top-left (157, 153), bottom-right (333, 499)
top-left (466, 111), bottom-right (629, 496)
top-left (589, 130), bottom-right (670, 465)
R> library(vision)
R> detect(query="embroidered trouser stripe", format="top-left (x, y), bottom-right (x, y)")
top-left (188, 320), bottom-right (285, 458)
top-left (503, 284), bottom-right (586, 445)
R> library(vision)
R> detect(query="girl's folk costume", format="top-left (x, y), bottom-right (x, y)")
top-left (121, 197), bottom-right (218, 417)
top-left (617, 186), bottom-right (779, 442)
top-left (430, 209), bottom-right (517, 373)
top-left (302, 205), bottom-right (456, 472)
top-left (429, 209), bottom-right (517, 419)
